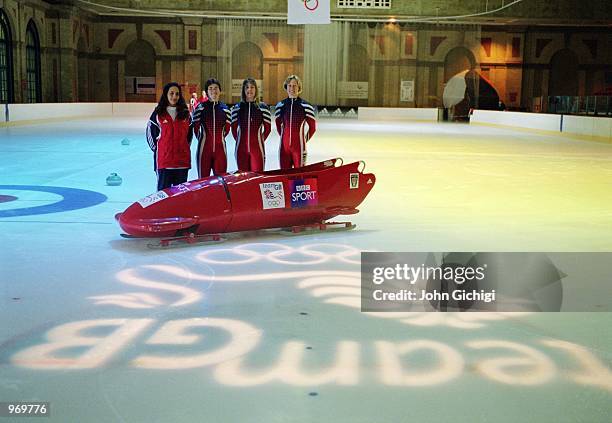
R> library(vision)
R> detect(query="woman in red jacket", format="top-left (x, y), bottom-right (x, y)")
top-left (146, 82), bottom-right (193, 190)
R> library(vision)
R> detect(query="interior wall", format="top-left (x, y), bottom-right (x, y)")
top-left (0, 0), bottom-right (610, 109)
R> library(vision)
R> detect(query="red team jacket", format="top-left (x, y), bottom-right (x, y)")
top-left (146, 110), bottom-right (193, 170)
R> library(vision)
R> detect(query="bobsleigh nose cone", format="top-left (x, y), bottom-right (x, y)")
top-left (115, 212), bottom-right (122, 222)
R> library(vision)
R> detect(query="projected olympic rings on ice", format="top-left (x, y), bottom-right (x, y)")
top-left (194, 242), bottom-right (362, 266)
top-left (0, 185), bottom-right (107, 217)
top-left (93, 242), bottom-right (530, 329)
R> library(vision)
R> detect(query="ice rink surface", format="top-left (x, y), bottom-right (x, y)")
top-left (1, 117), bottom-right (611, 422)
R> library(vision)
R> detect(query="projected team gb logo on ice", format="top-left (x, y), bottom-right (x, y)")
top-left (290, 178), bottom-right (318, 208)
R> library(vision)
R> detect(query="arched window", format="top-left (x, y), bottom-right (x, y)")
top-left (76, 37), bottom-right (89, 101)
top-left (124, 39), bottom-right (156, 102)
top-left (347, 44), bottom-right (368, 107)
top-left (444, 47), bottom-right (476, 82)
top-left (232, 41), bottom-right (263, 103)
top-left (26, 20), bottom-right (41, 103)
top-left (0, 9), bottom-right (14, 103)
top-left (549, 49), bottom-right (579, 96)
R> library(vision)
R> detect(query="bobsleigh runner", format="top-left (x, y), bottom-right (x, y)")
top-left (116, 158), bottom-right (376, 248)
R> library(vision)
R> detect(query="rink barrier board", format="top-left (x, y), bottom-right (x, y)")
top-left (471, 110), bottom-right (562, 131)
top-left (7, 103), bottom-right (113, 121)
top-left (0, 115), bottom-right (114, 127)
top-left (561, 114), bottom-right (612, 140)
top-left (0, 102), bottom-right (155, 126)
top-left (469, 122), bottom-right (612, 144)
top-left (1, 104), bottom-right (440, 125)
top-left (358, 107), bottom-right (439, 122)
top-left (111, 102), bottom-right (157, 118)
top-left (471, 110), bottom-right (612, 142)
top-left (2, 104), bottom-right (610, 143)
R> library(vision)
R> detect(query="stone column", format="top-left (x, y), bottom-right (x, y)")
top-left (118, 59), bottom-right (125, 101)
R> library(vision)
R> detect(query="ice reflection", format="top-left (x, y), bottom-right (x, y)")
top-left (11, 317), bottom-right (612, 391)
top-left (11, 242), bottom-right (610, 393)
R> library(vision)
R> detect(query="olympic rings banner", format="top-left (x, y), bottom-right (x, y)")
top-left (288, 0), bottom-right (331, 25)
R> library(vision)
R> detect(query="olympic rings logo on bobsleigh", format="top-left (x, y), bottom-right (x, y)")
top-left (265, 199), bottom-right (283, 207)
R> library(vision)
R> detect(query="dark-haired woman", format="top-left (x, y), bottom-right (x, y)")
top-left (146, 82), bottom-right (193, 190)
top-left (191, 78), bottom-right (231, 178)
top-left (230, 78), bottom-right (271, 172)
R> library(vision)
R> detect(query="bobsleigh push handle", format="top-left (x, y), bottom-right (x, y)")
top-left (358, 161), bottom-right (366, 173)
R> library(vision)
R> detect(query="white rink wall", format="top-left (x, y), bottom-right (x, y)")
top-left (3, 103), bottom-right (440, 123)
top-left (358, 107), bottom-right (439, 121)
top-left (110, 103), bottom-right (157, 118)
top-left (471, 109), bottom-right (612, 140)
top-left (2, 102), bottom-right (155, 123)
top-left (471, 110), bottom-right (562, 132)
top-left (562, 114), bottom-right (612, 139)
top-left (2, 103), bottom-right (610, 141)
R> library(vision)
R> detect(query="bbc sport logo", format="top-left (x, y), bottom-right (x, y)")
top-left (290, 178), bottom-right (318, 208)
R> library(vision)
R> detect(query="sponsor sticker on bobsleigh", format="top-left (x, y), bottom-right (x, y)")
top-left (350, 173), bottom-right (359, 189)
top-left (290, 178), bottom-right (318, 208)
top-left (138, 190), bottom-right (169, 208)
top-left (259, 182), bottom-right (285, 210)
top-left (168, 183), bottom-right (191, 194)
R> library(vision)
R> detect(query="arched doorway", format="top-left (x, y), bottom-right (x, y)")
top-left (125, 39), bottom-right (156, 102)
top-left (549, 49), bottom-right (579, 96)
top-left (444, 47), bottom-right (476, 82)
top-left (76, 37), bottom-right (89, 102)
top-left (26, 20), bottom-right (42, 103)
top-left (232, 41), bottom-right (263, 103)
top-left (0, 9), bottom-right (14, 103)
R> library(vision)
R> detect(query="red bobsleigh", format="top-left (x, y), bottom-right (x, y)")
top-left (116, 158), bottom-right (375, 240)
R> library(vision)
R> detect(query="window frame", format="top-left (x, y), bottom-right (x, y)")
top-left (25, 20), bottom-right (42, 103)
top-left (0, 9), bottom-right (15, 103)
